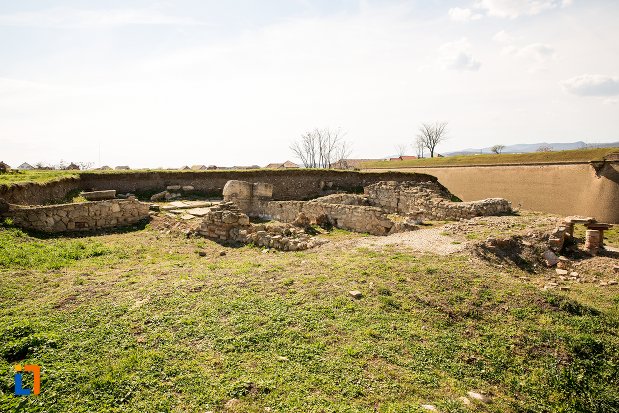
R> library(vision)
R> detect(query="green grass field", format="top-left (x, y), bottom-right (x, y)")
top-left (1, 218), bottom-right (617, 412)
top-left (0, 170), bottom-right (80, 186)
top-left (362, 147), bottom-right (619, 169)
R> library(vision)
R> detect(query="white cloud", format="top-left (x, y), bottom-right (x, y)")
top-left (0, 8), bottom-right (203, 28)
top-left (512, 43), bottom-right (555, 61)
top-left (439, 39), bottom-right (481, 71)
top-left (474, 0), bottom-right (565, 18)
top-left (562, 74), bottom-right (619, 96)
top-left (448, 7), bottom-right (482, 22)
top-left (492, 30), bottom-right (515, 43)
top-left (500, 43), bottom-right (555, 72)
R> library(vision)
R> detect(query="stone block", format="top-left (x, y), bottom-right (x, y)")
top-left (81, 190), bottom-right (116, 201)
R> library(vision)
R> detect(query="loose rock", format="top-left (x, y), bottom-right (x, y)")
top-left (349, 290), bottom-right (362, 299)
top-left (542, 250), bottom-right (559, 267)
top-left (467, 391), bottom-right (490, 403)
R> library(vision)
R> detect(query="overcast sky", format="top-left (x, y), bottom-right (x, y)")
top-left (1, 0), bottom-right (618, 168)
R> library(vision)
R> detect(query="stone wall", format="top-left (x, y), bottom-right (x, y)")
top-left (222, 180), bottom-right (274, 212)
top-left (255, 200), bottom-right (397, 236)
top-left (364, 181), bottom-right (512, 220)
top-left (2, 199), bottom-right (149, 232)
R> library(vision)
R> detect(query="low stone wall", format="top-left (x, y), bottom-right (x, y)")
top-left (364, 181), bottom-right (512, 220)
top-left (2, 199), bottom-right (149, 232)
top-left (309, 193), bottom-right (370, 206)
top-left (255, 200), bottom-right (396, 235)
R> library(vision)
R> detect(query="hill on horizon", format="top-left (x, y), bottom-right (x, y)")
top-left (443, 141), bottom-right (619, 157)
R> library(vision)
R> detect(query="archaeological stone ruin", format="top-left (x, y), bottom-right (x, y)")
top-left (155, 178), bottom-right (513, 249)
top-left (217, 179), bottom-right (512, 236)
top-left (0, 197), bottom-right (149, 233)
top-left (0, 175), bottom-right (512, 249)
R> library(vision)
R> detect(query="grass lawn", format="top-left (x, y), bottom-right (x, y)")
top-left (1, 218), bottom-right (618, 412)
top-left (361, 147), bottom-right (619, 169)
top-left (0, 171), bottom-right (80, 186)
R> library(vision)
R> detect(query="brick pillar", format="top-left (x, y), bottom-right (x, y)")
top-left (585, 230), bottom-right (601, 256)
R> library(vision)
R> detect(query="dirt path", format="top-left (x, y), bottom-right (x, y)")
top-left (332, 227), bottom-right (468, 255)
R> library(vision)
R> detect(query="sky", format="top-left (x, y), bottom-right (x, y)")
top-left (1, 0), bottom-right (618, 168)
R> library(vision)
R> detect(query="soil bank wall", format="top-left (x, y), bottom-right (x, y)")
top-left (0, 170), bottom-right (441, 205)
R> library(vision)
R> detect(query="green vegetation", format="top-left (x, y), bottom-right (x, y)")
top-left (0, 170), bottom-right (79, 186)
top-left (362, 147), bottom-right (619, 169)
top-left (1, 221), bottom-right (617, 412)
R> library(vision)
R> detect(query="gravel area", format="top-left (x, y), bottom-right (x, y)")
top-left (341, 227), bottom-right (468, 255)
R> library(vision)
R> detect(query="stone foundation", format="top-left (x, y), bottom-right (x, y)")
top-left (1, 199), bottom-right (149, 232)
top-left (219, 179), bottom-right (511, 236)
top-left (255, 200), bottom-right (400, 236)
top-left (364, 181), bottom-right (512, 220)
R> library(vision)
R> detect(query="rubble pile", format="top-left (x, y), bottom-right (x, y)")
top-left (197, 202), bottom-right (322, 251)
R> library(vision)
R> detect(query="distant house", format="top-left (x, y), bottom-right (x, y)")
top-left (330, 159), bottom-right (383, 169)
top-left (191, 165), bottom-right (207, 170)
top-left (388, 155), bottom-right (418, 162)
top-left (99, 165), bottom-right (112, 170)
top-left (207, 165), bottom-right (218, 170)
top-left (180, 165), bottom-right (191, 170)
top-left (66, 162), bottom-right (80, 170)
top-left (282, 160), bottom-right (299, 168)
top-left (264, 160), bottom-right (299, 169)
top-left (115, 166), bottom-right (130, 170)
top-left (0, 161), bottom-right (10, 173)
top-left (233, 165), bottom-right (261, 170)
top-left (17, 162), bottom-right (34, 170)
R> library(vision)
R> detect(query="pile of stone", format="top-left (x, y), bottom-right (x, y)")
top-left (238, 224), bottom-right (320, 251)
top-left (150, 185), bottom-right (196, 201)
top-left (197, 202), bottom-right (251, 239)
top-left (197, 202), bottom-right (320, 251)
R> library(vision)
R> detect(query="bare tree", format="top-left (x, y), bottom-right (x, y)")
top-left (395, 144), bottom-right (408, 157)
top-left (536, 145), bottom-right (553, 152)
top-left (334, 139), bottom-right (353, 169)
top-left (54, 159), bottom-right (67, 170)
top-left (291, 128), bottom-right (351, 169)
top-left (490, 144), bottom-right (506, 154)
top-left (77, 161), bottom-right (94, 170)
top-left (417, 122), bottom-right (448, 158)
top-left (415, 136), bottom-right (425, 158)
